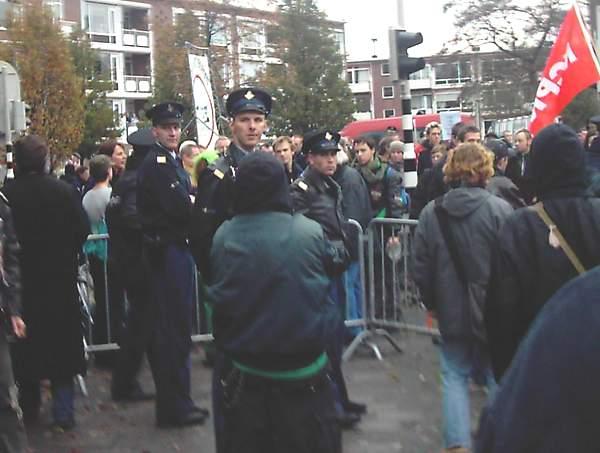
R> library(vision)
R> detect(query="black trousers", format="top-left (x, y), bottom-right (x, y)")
top-left (111, 262), bottom-right (156, 395)
top-left (0, 332), bottom-right (27, 452)
top-left (215, 362), bottom-right (341, 453)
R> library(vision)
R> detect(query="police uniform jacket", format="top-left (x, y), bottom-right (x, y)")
top-left (190, 143), bottom-right (247, 277)
top-left (290, 166), bottom-right (350, 274)
top-left (137, 143), bottom-right (193, 245)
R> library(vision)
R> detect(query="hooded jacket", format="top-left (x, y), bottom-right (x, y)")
top-left (477, 266), bottom-right (600, 453)
top-left (412, 187), bottom-right (512, 340)
top-left (486, 124), bottom-right (600, 379)
top-left (207, 153), bottom-right (338, 372)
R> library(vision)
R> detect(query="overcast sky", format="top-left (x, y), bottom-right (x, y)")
top-left (316, 0), bottom-right (455, 60)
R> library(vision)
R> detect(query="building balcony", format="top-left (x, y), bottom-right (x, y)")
top-left (409, 78), bottom-right (433, 90)
top-left (434, 77), bottom-right (472, 88)
top-left (122, 28), bottom-right (150, 48)
top-left (124, 75), bottom-right (151, 94)
top-left (349, 81), bottom-right (371, 94)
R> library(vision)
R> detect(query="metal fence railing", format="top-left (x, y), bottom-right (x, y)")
top-left (81, 218), bottom-right (436, 364)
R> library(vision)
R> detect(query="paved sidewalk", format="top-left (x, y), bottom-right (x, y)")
top-left (25, 332), bottom-right (488, 453)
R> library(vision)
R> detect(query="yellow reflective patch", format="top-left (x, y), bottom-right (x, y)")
top-left (156, 156), bottom-right (167, 164)
top-left (213, 169), bottom-right (225, 180)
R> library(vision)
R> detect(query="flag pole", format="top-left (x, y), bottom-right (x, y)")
top-left (573, 0), bottom-right (600, 74)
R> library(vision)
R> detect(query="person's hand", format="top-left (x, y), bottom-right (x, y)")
top-left (10, 316), bottom-right (26, 338)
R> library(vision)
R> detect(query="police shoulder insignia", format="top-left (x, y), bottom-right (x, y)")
top-left (213, 169), bottom-right (225, 180)
top-left (298, 181), bottom-right (309, 191)
top-left (156, 155), bottom-right (167, 164)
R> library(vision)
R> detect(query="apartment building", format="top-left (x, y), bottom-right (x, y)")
top-left (346, 50), bottom-right (535, 126)
top-left (0, 0), bottom-right (345, 137)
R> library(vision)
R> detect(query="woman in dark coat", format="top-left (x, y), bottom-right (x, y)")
top-left (3, 135), bottom-right (90, 429)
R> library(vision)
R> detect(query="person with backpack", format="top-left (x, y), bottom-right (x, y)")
top-left (412, 142), bottom-right (512, 453)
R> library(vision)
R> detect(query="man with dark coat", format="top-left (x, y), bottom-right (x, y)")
top-left (0, 190), bottom-right (27, 452)
top-left (137, 102), bottom-right (208, 428)
top-left (486, 124), bottom-right (600, 380)
top-left (333, 151), bottom-right (372, 337)
top-left (476, 266), bottom-right (600, 453)
top-left (485, 139), bottom-right (526, 210)
top-left (4, 135), bottom-right (90, 430)
top-left (190, 87), bottom-right (271, 278)
top-left (291, 130), bottom-right (366, 428)
top-left (208, 152), bottom-right (341, 453)
top-left (108, 128), bottom-right (156, 402)
top-left (505, 128), bottom-right (534, 203)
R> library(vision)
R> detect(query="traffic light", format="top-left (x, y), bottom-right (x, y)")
top-left (388, 29), bottom-right (426, 80)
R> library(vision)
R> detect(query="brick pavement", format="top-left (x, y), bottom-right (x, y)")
top-left (25, 332), bottom-right (487, 453)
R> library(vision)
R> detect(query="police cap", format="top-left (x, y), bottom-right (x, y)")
top-left (301, 130), bottom-right (341, 155)
top-left (146, 102), bottom-right (184, 126)
top-left (127, 127), bottom-right (155, 148)
top-left (226, 87), bottom-right (272, 118)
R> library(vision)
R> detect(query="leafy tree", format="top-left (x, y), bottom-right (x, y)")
top-left (0, 1), bottom-right (84, 161)
top-left (443, 0), bottom-right (565, 117)
top-left (69, 28), bottom-right (120, 158)
top-left (562, 87), bottom-right (600, 130)
top-left (257, 0), bottom-right (355, 135)
top-left (151, 10), bottom-right (200, 139)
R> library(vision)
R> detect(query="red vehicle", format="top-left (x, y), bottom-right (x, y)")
top-left (339, 113), bottom-right (475, 141)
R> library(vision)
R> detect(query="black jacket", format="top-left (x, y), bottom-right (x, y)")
top-left (3, 174), bottom-right (90, 379)
top-left (412, 187), bottom-right (512, 340)
top-left (486, 124), bottom-right (600, 379)
top-left (190, 143), bottom-right (247, 278)
top-left (410, 157), bottom-right (448, 219)
top-left (477, 266), bottom-right (600, 453)
top-left (505, 152), bottom-right (533, 203)
top-left (333, 164), bottom-right (372, 230)
top-left (291, 166), bottom-right (350, 275)
top-left (137, 143), bottom-right (193, 246)
top-left (486, 169), bottom-right (526, 210)
top-left (486, 197), bottom-right (600, 378)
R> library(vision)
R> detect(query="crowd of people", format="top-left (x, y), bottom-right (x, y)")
top-left (1, 83), bottom-right (600, 453)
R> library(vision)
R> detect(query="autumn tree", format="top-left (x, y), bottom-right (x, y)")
top-left (69, 28), bottom-right (120, 158)
top-left (0, 1), bottom-right (84, 160)
top-left (443, 0), bottom-right (565, 117)
top-left (258, 0), bottom-right (354, 135)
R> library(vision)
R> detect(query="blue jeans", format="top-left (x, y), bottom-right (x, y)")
top-left (343, 261), bottom-right (363, 336)
top-left (439, 340), bottom-right (497, 449)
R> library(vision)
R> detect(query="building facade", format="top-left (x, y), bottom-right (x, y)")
top-left (346, 50), bottom-right (536, 129)
top-left (0, 0), bottom-right (345, 139)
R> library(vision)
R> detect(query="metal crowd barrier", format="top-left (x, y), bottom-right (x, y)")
top-left (82, 218), bottom-right (430, 363)
top-left (342, 217), bottom-right (440, 361)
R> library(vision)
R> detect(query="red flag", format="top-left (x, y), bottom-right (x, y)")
top-left (530, 4), bottom-right (600, 135)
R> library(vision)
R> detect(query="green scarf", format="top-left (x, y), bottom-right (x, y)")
top-left (357, 157), bottom-right (387, 186)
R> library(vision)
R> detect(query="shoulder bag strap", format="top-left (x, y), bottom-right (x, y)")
top-left (434, 197), bottom-right (468, 287)
top-left (534, 202), bottom-right (586, 275)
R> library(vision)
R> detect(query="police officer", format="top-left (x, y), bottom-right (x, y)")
top-left (190, 87), bottom-right (271, 277)
top-left (137, 102), bottom-right (208, 428)
top-left (0, 193), bottom-right (27, 452)
top-left (109, 128), bottom-right (156, 402)
top-left (290, 130), bottom-right (367, 428)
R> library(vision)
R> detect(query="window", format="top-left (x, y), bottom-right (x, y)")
top-left (203, 15), bottom-right (229, 47)
top-left (346, 68), bottom-right (369, 84)
top-left (240, 60), bottom-right (262, 83)
top-left (412, 94), bottom-right (432, 110)
top-left (384, 109), bottom-right (395, 118)
top-left (44, 0), bottom-right (62, 19)
top-left (85, 2), bottom-right (117, 44)
top-left (239, 20), bottom-right (265, 56)
top-left (382, 86), bottom-right (394, 98)
top-left (381, 62), bottom-right (390, 76)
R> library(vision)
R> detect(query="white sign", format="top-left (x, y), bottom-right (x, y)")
top-left (188, 54), bottom-right (218, 149)
top-left (439, 111), bottom-right (461, 141)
